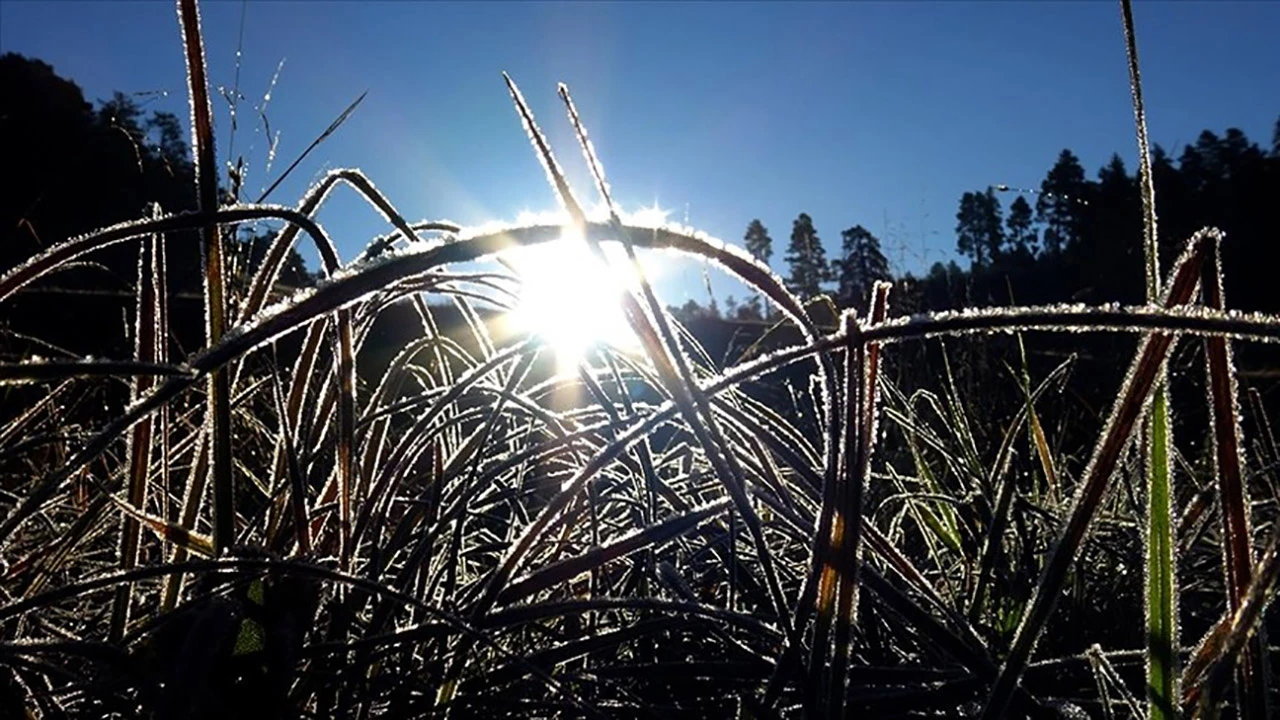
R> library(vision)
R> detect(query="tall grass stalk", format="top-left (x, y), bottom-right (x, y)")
top-left (1119, 1), bottom-right (1180, 716)
top-left (177, 0), bottom-right (233, 552)
top-left (1200, 242), bottom-right (1268, 718)
top-left (827, 283), bottom-right (890, 714)
top-left (107, 231), bottom-right (162, 642)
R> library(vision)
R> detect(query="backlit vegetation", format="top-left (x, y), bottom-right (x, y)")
top-left (0, 1), bottom-right (1276, 717)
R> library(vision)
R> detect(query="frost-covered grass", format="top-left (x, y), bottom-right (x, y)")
top-left (0, 0), bottom-right (1277, 717)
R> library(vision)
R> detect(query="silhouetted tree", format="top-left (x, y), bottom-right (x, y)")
top-left (1036, 149), bottom-right (1089, 255)
top-left (743, 219), bottom-right (772, 267)
top-left (1080, 154), bottom-right (1142, 302)
top-left (1169, 127), bottom-right (1278, 314)
top-left (834, 224), bottom-right (889, 312)
top-left (718, 295), bottom-right (760, 322)
top-left (920, 260), bottom-right (968, 310)
top-left (670, 298), bottom-right (719, 324)
top-left (784, 213), bottom-right (827, 300)
top-left (148, 111), bottom-right (190, 172)
top-left (735, 296), bottom-right (764, 321)
top-left (742, 219), bottom-right (773, 318)
top-left (955, 188), bottom-right (1004, 267)
top-left (1005, 195), bottom-right (1037, 260)
top-left (0, 52), bottom-right (314, 360)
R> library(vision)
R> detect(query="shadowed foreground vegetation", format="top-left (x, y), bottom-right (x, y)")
top-left (1, 1), bottom-right (1277, 718)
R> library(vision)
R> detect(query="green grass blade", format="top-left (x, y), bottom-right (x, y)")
top-left (981, 229), bottom-right (1217, 719)
top-left (1123, 1), bottom-right (1178, 714)
top-left (1146, 385), bottom-right (1178, 719)
top-left (969, 354), bottom-right (1072, 623)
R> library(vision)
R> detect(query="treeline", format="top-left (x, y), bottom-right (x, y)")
top-left (677, 118), bottom-right (1280, 326)
top-left (673, 215), bottom-right (892, 324)
top-left (932, 125), bottom-right (1280, 315)
top-left (0, 53), bottom-right (313, 359)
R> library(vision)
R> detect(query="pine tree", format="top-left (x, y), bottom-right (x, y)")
top-left (743, 219), bottom-right (773, 317)
top-left (1086, 154), bottom-right (1143, 299)
top-left (1005, 195), bottom-right (1037, 260)
top-left (146, 111), bottom-right (189, 170)
top-left (955, 188), bottom-right (1004, 267)
top-left (743, 219), bottom-right (773, 266)
top-left (784, 213), bottom-right (828, 300)
top-left (835, 224), bottom-right (889, 311)
top-left (1036, 149), bottom-right (1089, 255)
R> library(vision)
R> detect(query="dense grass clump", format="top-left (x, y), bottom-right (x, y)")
top-left (1, 1), bottom-right (1277, 717)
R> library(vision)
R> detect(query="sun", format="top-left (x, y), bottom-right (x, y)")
top-left (503, 232), bottom-right (642, 371)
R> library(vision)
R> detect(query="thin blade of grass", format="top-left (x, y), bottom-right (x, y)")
top-left (1146, 385), bottom-right (1178, 719)
top-left (1200, 239), bottom-right (1266, 719)
top-left (335, 308), bottom-right (356, 570)
top-left (109, 232), bottom-right (161, 642)
top-left (254, 91), bottom-right (367, 205)
top-left (154, 217), bottom-right (172, 529)
top-left (1120, 0), bottom-right (1160, 301)
top-left (103, 492), bottom-right (214, 558)
top-left (858, 303), bottom-right (1280, 346)
top-left (270, 353), bottom-right (310, 554)
top-left (160, 429), bottom-right (207, 610)
top-left (980, 228), bottom-right (1218, 718)
top-left (178, 0), bottom-right (233, 552)
top-left (0, 360), bottom-right (191, 385)
top-left (1119, 2), bottom-right (1181, 714)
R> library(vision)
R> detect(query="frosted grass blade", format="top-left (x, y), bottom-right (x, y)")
top-left (981, 228), bottom-right (1218, 718)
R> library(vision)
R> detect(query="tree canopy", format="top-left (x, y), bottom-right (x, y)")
top-left (743, 219), bottom-right (772, 267)
top-left (834, 224), bottom-right (889, 313)
top-left (784, 212), bottom-right (828, 301)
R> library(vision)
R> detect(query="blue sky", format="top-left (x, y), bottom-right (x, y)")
top-left (2, 1), bottom-right (1277, 307)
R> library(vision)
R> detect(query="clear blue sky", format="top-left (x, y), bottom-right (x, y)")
top-left (2, 1), bottom-right (1277, 307)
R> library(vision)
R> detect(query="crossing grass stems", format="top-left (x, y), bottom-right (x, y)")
top-left (0, 0), bottom-right (1276, 716)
